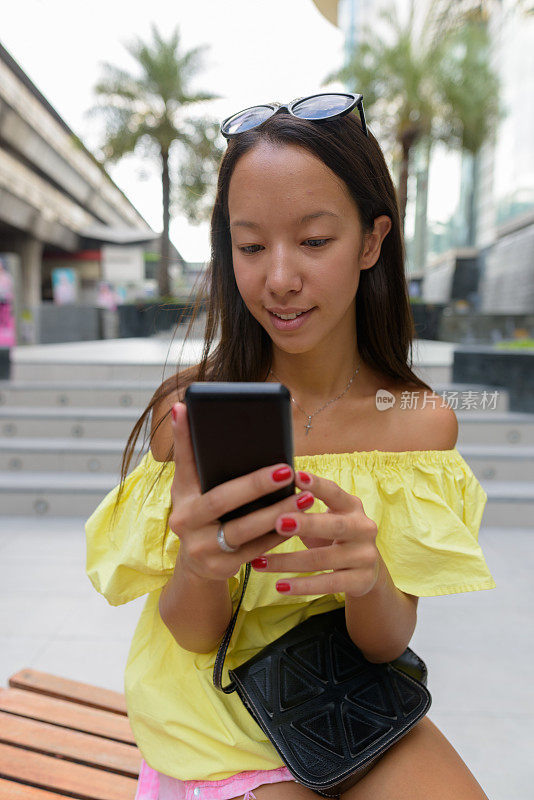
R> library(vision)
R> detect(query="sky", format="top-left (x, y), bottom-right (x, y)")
top-left (0, 0), bottom-right (460, 262)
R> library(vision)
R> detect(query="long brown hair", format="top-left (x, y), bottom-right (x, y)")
top-left (111, 110), bottom-right (433, 521)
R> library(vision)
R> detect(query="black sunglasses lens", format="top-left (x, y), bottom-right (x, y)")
top-left (222, 105), bottom-right (274, 135)
top-left (291, 94), bottom-right (355, 120)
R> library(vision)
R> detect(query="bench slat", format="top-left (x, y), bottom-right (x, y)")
top-left (8, 670), bottom-right (127, 715)
top-left (0, 742), bottom-right (137, 800)
top-left (0, 689), bottom-right (135, 744)
top-left (0, 711), bottom-right (140, 776)
top-left (0, 777), bottom-right (76, 799)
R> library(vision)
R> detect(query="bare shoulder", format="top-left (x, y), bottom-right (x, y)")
top-left (390, 384), bottom-right (458, 451)
top-left (150, 383), bottom-right (185, 463)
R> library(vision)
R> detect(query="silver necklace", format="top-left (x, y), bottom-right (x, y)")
top-left (268, 362), bottom-right (361, 435)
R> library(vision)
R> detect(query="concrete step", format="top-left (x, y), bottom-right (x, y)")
top-left (2, 406), bottom-right (533, 444)
top-left (9, 337), bottom-right (500, 410)
top-left (9, 360), bottom-right (452, 386)
top-left (13, 363), bottom-right (183, 382)
top-left (1, 469), bottom-right (532, 521)
top-left (11, 338), bottom-right (207, 381)
top-left (411, 364), bottom-right (454, 384)
top-left (0, 471), bottom-right (119, 516)
top-left (0, 437), bottom-right (142, 473)
top-left (0, 379), bottom-right (509, 412)
top-left (456, 412), bottom-right (534, 445)
top-left (477, 480), bottom-right (534, 527)
top-left (0, 406), bottom-right (143, 439)
top-left (10, 337), bottom-right (454, 384)
top-left (2, 438), bottom-right (533, 483)
top-left (0, 380), bottom-right (159, 408)
top-left (458, 444), bottom-right (534, 481)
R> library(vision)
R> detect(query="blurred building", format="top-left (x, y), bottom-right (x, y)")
top-left (312, 0), bottom-right (534, 312)
top-left (476, 0), bottom-right (534, 312)
top-left (0, 42), bottom-right (186, 344)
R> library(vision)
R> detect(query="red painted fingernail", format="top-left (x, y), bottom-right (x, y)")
top-left (296, 492), bottom-right (314, 510)
top-left (280, 517), bottom-right (297, 532)
top-left (171, 405), bottom-right (177, 422)
top-left (276, 581), bottom-right (291, 592)
top-left (251, 557), bottom-right (268, 569)
top-left (272, 466), bottom-right (292, 482)
top-left (297, 471), bottom-right (312, 484)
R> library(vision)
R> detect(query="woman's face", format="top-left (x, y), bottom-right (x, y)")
top-left (227, 141), bottom-right (390, 356)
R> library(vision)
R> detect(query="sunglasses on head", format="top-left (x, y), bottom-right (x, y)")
top-left (220, 92), bottom-right (368, 139)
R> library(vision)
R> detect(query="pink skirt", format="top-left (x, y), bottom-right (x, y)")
top-left (135, 758), bottom-right (295, 800)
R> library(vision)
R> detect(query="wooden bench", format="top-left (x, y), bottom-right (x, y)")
top-left (0, 668), bottom-right (141, 799)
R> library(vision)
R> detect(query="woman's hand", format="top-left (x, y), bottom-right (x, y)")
top-left (251, 470), bottom-right (380, 599)
top-left (168, 403), bottom-right (316, 582)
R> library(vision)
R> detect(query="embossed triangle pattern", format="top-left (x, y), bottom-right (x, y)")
top-left (330, 630), bottom-right (367, 683)
top-left (249, 663), bottom-right (273, 713)
top-left (230, 608), bottom-right (430, 789)
top-left (280, 727), bottom-right (343, 779)
top-left (392, 673), bottom-right (424, 714)
top-left (342, 703), bottom-right (394, 756)
top-left (293, 706), bottom-right (345, 757)
top-left (347, 678), bottom-right (397, 718)
top-left (279, 655), bottom-right (323, 710)
top-left (273, 629), bottom-right (403, 768)
top-left (286, 637), bottom-right (325, 680)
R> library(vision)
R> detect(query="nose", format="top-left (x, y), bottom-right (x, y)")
top-left (265, 245), bottom-right (303, 295)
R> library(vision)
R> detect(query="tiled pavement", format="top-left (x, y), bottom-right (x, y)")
top-left (0, 514), bottom-right (530, 799)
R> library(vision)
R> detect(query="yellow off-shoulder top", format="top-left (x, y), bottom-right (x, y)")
top-left (85, 448), bottom-right (496, 781)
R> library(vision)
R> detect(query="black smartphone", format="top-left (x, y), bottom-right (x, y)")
top-left (184, 382), bottom-right (295, 524)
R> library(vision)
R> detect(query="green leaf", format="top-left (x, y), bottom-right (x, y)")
top-left (87, 23), bottom-right (221, 291)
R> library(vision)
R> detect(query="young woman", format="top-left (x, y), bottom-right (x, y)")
top-left (86, 93), bottom-right (496, 800)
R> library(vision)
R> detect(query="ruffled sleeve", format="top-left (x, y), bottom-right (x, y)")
top-left (374, 450), bottom-right (496, 597)
top-left (85, 451), bottom-right (178, 605)
top-left (295, 448), bottom-right (496, 598)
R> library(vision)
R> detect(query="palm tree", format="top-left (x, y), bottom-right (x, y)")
top-left (324, 0), bottom-right (501, 235)
top-left (88, 24), bottom-right (223, 297)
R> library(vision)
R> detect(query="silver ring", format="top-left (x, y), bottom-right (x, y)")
top-left (217, 524), bottom-right (238, 553)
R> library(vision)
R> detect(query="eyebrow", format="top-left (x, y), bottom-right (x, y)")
top-left (230, 211), bottom-right (340, 230)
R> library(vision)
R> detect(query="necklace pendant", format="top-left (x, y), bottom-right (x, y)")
top-left (304, 417), bottom-right (313, 435)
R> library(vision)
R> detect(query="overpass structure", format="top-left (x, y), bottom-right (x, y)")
top-left (0, 42), bottom-right (160, 343)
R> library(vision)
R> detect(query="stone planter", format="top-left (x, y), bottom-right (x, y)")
top-left (99, 309), bottom-right (119, 339)
top-left (117, 301), bottom-right (205, 338)
top-left (117, 304), bottom-right (142, 337)
top-left (36, 304), bottom-right (100, 343)
top-left (0, 347), bottom-right (10, 379)
top-left (453, 345), bottom-right (534, 413)
top-left (410, 302), bottom-right (446, 340)
top-left (440, 312), bottom-right (534, 345)
top-left (149, 303), bottom-right (191, 334)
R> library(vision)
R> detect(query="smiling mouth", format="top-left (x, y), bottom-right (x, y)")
top-left (270, 310), bottom-right (310, 320)
top-left (267, 307), bottom-right (316, 329)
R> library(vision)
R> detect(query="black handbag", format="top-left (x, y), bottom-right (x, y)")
top-left (214, 562), bottom-right (431, 798)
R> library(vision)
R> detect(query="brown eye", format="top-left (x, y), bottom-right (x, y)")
top-left (239, 245), bottom-right (264, 254)
top-left (304, 238), bottom-right (330, 247)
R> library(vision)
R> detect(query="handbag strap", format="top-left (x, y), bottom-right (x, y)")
top-left (213, 562), bottom-right (427, 694)
top-left (213, 561), bottom-right (251, 693)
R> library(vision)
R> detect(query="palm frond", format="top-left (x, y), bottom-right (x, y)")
top-left (88, 22), bottom-right (221, 293)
